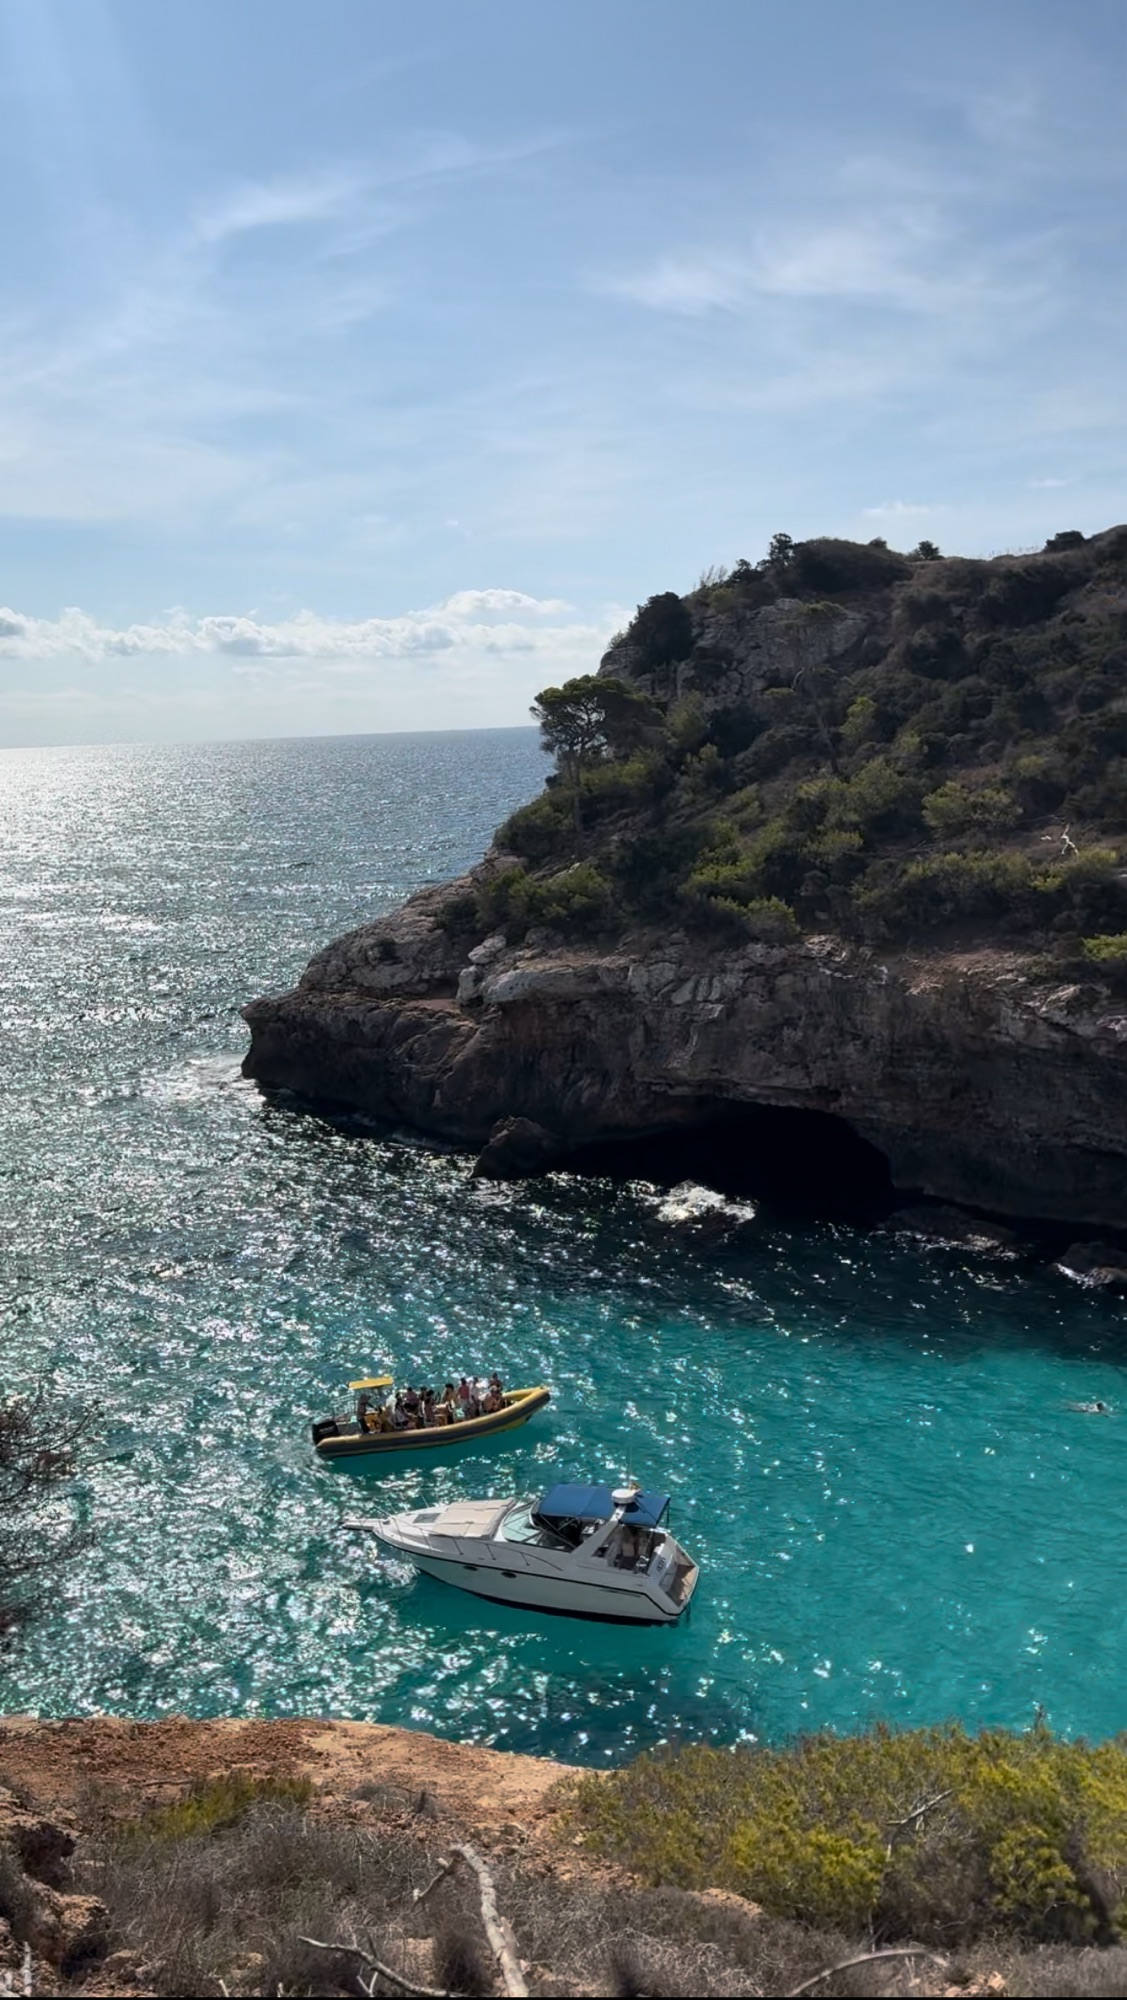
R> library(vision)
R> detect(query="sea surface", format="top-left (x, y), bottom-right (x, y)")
top-left (1, 729), bottom-right (1126, 1763)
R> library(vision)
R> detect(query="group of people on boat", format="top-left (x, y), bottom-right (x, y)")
top-left (356, 1374), bottom-right (506, 1434)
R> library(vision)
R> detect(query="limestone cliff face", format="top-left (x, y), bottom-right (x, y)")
top-left (242, 881), bottom-right (1127, 1227)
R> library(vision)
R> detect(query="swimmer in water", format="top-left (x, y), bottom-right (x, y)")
top-left (1067, 1400), bottom-right (1112, 1414)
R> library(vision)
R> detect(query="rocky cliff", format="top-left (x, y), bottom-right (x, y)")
top-left (243, 527), bottom-right (1127, 1229)
top-left (242, 893), bottom-right (1127, 1226)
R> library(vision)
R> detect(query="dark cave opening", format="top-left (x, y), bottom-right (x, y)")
top-left (559, 1100), bottom-right (895, 1221)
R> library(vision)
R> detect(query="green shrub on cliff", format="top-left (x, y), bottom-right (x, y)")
top-left (922, 780), bottom-right (1021, 839)
top-left (1081, 932), bottom-right (1127, 965)
top-left (475, 860), bottom-right (614, 938)
top-left (499, 789), bottom-right (575, 865)
top-left (569, 1722), bottom-right (1127, 1947)
top-left (511, 526), bottom-right (1127, 950)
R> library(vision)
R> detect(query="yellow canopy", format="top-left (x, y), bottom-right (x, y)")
top-left (348, 1374), bottom-right (394, 1392)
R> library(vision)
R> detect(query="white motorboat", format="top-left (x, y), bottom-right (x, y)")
top-left (345, 1481), bottom-right (699, 1625)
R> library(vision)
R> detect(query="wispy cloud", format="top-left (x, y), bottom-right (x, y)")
top-left (862, 500), bottom-right (939, 520)
top-left (604, 199), bottom-right (1042, 324)
top-left (193, 169), bottom-right (363, 245)
top-left (607, 253), bottom-right (746, 316)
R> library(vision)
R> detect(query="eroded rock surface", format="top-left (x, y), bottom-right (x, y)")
top-left (243, 899), bottom-right (1127, 1228)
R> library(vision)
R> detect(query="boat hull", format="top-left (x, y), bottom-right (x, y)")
top-left (315, 1386), bottom-right (550, 1458)
top-left (377, 1539), bottom-right (695, 1625)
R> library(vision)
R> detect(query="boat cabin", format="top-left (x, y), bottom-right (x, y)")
top-left (527, 1482), bottom-right (672, 1571)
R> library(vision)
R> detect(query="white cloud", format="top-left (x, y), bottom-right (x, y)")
top-left (862, 500), bottom-right (939, 520)
top-left (0, 590), bottom-right (604, 667)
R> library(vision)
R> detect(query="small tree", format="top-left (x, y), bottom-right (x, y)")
top-left (629, 591), bottom-right (694, 670)
top-left (911, 539), bottom-right (943, 561)
top-left (757, 532), bottom-right (795, 576)
top-left (531, 676), bottom-right (659, 828)
top-left (0, 1383), bottom-right (94, 1637)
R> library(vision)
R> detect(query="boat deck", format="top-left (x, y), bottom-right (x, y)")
top-left (429, 1501), bottom-right (509, 1539)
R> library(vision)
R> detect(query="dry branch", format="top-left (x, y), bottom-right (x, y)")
top-left (412, 1843), bottom-right (528, 1997)
top-left (885, 1787), bottom-right (954, 1856)
top-left (786, 1946), bottom-right (950, 1997)
top-left (298, 1935), bottom-right (454, 1999)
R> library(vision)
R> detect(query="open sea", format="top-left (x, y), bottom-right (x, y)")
top-left (2, 728), bottom-right (1126, 1764)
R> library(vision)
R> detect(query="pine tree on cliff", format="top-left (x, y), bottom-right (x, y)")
top-left (531, 674), bottom-right (659, 830)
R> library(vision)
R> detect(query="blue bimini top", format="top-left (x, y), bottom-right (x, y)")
top-left (535, 1483), bottom-right (670, 1530)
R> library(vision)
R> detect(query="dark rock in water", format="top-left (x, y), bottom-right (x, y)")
top-left (1054, 1241), bottom-right (1127, 1288)
top-left (884, 1205), bottom-right (1023, 1258)
top-left (472, 1117), bottom-right (561, 1179)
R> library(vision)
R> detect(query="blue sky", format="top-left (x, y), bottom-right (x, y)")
top-left (0, 0), bottom-right (1123, 745)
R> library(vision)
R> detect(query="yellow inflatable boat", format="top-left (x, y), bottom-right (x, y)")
top-left (311, 1377), bottom-right (551, 1459)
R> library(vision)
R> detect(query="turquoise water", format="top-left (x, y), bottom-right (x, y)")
top-left (2, 731), bottom-right (1127, 1763)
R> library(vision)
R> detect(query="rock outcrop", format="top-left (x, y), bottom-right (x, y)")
top-left (242, 527), bottom-right (1127, 1230)
top-left (243, 898), bottom-right (1127, 1228)
top-left (0, 1783), bottom-right (108, 1979)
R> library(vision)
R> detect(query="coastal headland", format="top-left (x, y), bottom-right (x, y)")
top-left (244, 526), bottom-right (1127, 1231)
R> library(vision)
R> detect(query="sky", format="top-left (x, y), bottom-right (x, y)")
top-left (0, 0), bottom-right (1123, 746)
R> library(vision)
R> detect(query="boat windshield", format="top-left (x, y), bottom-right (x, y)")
top-left (500, 1505), bottom-right (573, 1550)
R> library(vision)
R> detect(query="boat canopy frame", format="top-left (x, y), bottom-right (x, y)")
top-left (534, 1484), bottom-right (670, 1531)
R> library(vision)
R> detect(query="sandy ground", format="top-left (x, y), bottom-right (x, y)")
top-left (0, 1714), bottom-right (576, 1835)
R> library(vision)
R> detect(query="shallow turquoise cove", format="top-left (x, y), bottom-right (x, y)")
top-left (2, 732), bottom-right (1126, 1763)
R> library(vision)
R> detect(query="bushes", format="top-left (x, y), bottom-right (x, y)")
top-left (126, 1773), bottom-right (313, 1842)
top-left (483, 531), bottom-right (1126, 953)
top-left (853, 846), bottom-right (1127, 937)
top-left (792, 537), bottom-right (913, 594)
top-left (1081, 933), bottom-right (1127, 966)
top-left (922, 781), bottom-right (1021, 839)
top-left (977, 561), bottom-right (1083, 629)
top-left (834, 756), bottom-right (922, 839)
top-left (499, 789), bottom-right (575, 865)
top-left (580, 748), bottom-right (672, 813)
top-left (476, 862), bottom-right (614, 937)
top-left (569, 1722), bottom-right (1127, 1948)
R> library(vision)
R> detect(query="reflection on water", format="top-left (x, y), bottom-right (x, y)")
top-left (2, 733), bottom-right (1127, 1762)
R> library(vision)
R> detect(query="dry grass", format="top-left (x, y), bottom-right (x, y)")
top-left (53, 1777), bottom-right (1127, 1996)
top-left (68, 1794), bottom-right (865, 1997)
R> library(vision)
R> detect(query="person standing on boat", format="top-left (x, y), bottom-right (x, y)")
top-left (457, 1377), bottom-right (473, 1417)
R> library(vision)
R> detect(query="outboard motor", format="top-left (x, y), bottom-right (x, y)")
top-left (311, 1418), bottom-right (339, 1444)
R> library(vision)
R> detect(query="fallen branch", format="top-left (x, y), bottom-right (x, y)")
top-left (887, 1789), bottom-right (953, 1833)
top-left (885, 1787), bottom-right (954, 1857)
top-left (786, 1946), bottom-right (949, 1997)
top-left (298, 1935), bottom-right (453, 1999)
top-left (411, 1843), bottom-right (529, 1997)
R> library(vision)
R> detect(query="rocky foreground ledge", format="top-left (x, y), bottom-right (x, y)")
top-left (243, 881), bottom-right (1127, 1230)
top-left (0, 1715), bottom-right (575, 1993)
